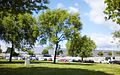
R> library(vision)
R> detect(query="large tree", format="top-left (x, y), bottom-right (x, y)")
top-left (0, 13), bottom-right (39, 62)
top-left (38, 9), bottom-right (82, 63)
top-left (104, 0), bottom-right (120, 24)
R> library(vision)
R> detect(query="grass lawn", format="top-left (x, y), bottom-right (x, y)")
top-left (0, 60), bottom-right (120, 75)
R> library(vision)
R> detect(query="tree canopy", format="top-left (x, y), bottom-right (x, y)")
top-left (0, 0), bottom-right (49, 15)
top-left (66, 35), bottom-right (96, 61)
top-left (104, 0), bottom-right (120, 24)
top-left (104, 0), bottom-right (120, 51)
top-left (42, 49), bottom-right (49, 54)
top-left (27, 50), bottom-right (34, 55)
top-left (66, 32), bottom-right (80, 56)
top-left (78, 35), bottom-right (96, 61)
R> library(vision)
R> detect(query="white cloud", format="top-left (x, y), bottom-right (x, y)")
top-left (57, 3), bottom-right (64, 9)
top-left (68, 7), bottom-right (79, 14)
top-left (89, 33), bottom-right (119, 50)
top-left (56, 3), bottom-right (80, 14)
top-left (74, 3), bottom-right (79, 7)
top-left (84, 0), bottom-right (106, 24)
top-left (84, 0), bottom-right (120, 30)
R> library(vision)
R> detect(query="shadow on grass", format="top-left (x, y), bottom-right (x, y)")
top-left (0, 60), bottom-right (24, 64)
top-left (0, 66), bottom-right (113, 75)
top-left (0, 60), bottom-right (96, 67)
top-left (56, 62), bottom-right (95, 66)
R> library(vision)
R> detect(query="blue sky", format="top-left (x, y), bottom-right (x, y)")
top-left (1, 0), bottom-right (120, 51)
top-left (45, 0), bottom-right (120, 50)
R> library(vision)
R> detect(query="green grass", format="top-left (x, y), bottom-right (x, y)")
top-left (0, 59), bottom-right (120, 75)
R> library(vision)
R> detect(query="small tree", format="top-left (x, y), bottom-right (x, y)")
top-left (116, 51), bottom-right (120, 56)
top-left (66, 32), bottom-right (81, 57)
top-left (98, 51), bottom-right (104, 57)
top-left (66, 35), bottom-right (96, 61)
top-left (78, 35), bottom-right (96, 61)
top-left (108, 51), bottom-right (112, 57)
top-left (27, 50), bottom-right (34, 55)
top-left (42, 49), bottom-right (49, 55)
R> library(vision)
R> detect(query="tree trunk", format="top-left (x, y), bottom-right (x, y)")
top-left (9, 43), bottom-right (14, 63)
top-left (81, 57), bottom-right (84, 62)
top-left (53, 43), bottom-right (58, 64)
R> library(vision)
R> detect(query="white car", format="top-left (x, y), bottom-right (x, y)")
top-left (100, 60), bottom-right (109, 64)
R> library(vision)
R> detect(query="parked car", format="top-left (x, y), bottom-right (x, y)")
top-left (58, 58), bottom-right (68, 62)
top-left (109, 60), bottom-right (120, 64)
top-left (83, 60), bottom-right (94, 63)
top-left (71, 59), bottom-right (82, 62)
top-left (12, 57), bottom-right (18, 60)
top-left (100, 60), bottom-right (109, 64)
top-left (38, 57), bottom-right (44, 61)
top-left (29, 56), bottom-right (38, 60)
top-left (5, 56), bottom-right (9, 60)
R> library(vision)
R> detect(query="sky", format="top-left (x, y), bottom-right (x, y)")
top-left (45, 0), bottom-right (120, 50)
top-left (0, 0), bottom-right (120, 51)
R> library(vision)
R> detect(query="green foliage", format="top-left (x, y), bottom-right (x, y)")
top-left (104, 0), bottom-right (120, 24)
top-left (42, 49), bottom-right (49, 54)
top-left (56, 50), bottom-right (63, 55)
top-left (116, 51), bottom-right (120, 55)
top-left (12, 51), bottom-right (19, 56)
top-left (108, 51), bottom-right (112, 56)
top-left (66, 35), bottom-right (96, 59)
top-left (38, 9), bottom-right (82, 44)
top-left (1, 13), bottom-right (38, 49)
top-left (98, 51), bottom-right (104, 57)
top-left (104, 0), bottom-right (120, 44)
top-left (113, 30), bottom-right (120, 38)
top-left (78, 35), bottom-right (96, 60)
top-left (112, 29), bottom-right (120, 46)
top-left (27, 50), bottom-right (34, 55)
top-left (66, 32), bottom-right (81, 56)
top-left (6, 48), bottom-right (11, 53)
top-left (0, 0), bottom-right (49, 15)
